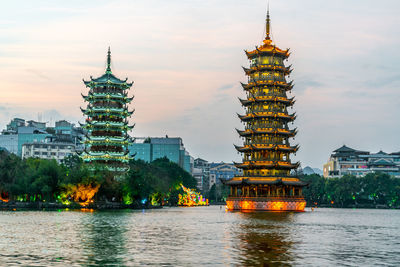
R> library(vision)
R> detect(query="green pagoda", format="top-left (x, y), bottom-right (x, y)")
top-left (80, 48), bottom-right (134, 173)
top-left (225, 10), bottom-right (307, 211)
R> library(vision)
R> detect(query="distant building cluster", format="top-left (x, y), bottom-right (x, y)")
top-left (323, 145), bottom-right (400, 178)
top-left (129, 137), bottom-right (242, 191)
top-left (0, 118), bottom-right (243, 191)
top-left (193, 160), bottom-right (242, 191)
top-left (129, 137), bottom-right (193, 173)
top-left (0, 118), bottom-right (84, 162)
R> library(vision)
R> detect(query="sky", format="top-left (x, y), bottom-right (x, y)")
top-left (0, 0), bottom-right (399, 168)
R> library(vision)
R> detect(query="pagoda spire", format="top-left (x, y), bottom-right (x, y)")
top-left (266, 5), bottom-right (271, 40)
top-left (225, 7), bottom-right (307, 211)
top-left (106, 47), bottom-right (112, 74)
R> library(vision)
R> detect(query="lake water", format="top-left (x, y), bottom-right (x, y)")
top-left (0, 207), bottom-right (399, 266)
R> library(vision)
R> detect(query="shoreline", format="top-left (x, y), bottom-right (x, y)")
top-left (1, 201), bottom-right (399, 211)
top-left (0, 201), bottom-right (163, 211)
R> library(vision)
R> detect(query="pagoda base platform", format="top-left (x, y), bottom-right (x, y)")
top-left (226, 197), bottom-right (306, 211)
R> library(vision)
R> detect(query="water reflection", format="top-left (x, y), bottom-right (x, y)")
top-left (80, 211), bottom-right (129, 266)
top-left (1, 208), bottom-right (399, 266)
top-left (232, 212), bottom-right (296, 266)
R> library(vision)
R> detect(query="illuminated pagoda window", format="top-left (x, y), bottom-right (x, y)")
top-left (225, 9), bottom-right (307, 211)
top-left (80, 48), bottom-right (134, 174)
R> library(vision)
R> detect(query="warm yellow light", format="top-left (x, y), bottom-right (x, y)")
top-left (226, 199), bottom-right (306, 212)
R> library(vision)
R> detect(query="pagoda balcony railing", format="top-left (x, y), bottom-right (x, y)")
top-left (241, 174), bottom-right (294, 178)
top-left (90, 149), bottom-right (124, 153)
top-left (247, 108), bottom-right (286, 113)
top-left (92, 131), bottom-right (123, 137)
top-left (93, 103), bottom-right (124, 109)
top-left (247, 92), bottom-right (287, 99)
top-left (242, 129), bottom-right (291, 135)
top-left (245, 124), bottom-right (289, 130)
top-left (93, 102), bottom-right (124, 109)
top-left (248, 77), bottom-right (286, 83)
top-left (249, 62), bottom-right (285, 68)
top-left (242, 159), bottom-right (293, 164)
top-left (89, 92), bottom-right (126, 98)
top-left (243, 140), bottom-right (286, 145)
top-left (243, 142), bottom-right (290, 148)
top-left (93, 88), bottom-right (124, 94)
top-left (243, 139), bottom-right (291, 144)
top-left (88, 106), bottom-right (126, 113)
top-left (248, 62), bottom-right (286, 69)
top-left (91, 117), bottom-right (124, 123)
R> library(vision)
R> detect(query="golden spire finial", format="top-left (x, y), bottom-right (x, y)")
top-left (106, 46), bottom-right (112, 74)
top-left (266, 3), bottom-right (271, 40)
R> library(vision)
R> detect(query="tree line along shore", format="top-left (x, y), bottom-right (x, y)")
top-left (0, 151), bottom-right (198, 209)
top-left (1, 150), bottom-right (399, 210)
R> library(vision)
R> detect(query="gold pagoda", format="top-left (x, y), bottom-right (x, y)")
top-left (225, 10), bottom-right (307, 211)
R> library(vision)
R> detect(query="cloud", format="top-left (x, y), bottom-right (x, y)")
top-left (217, 84), bottom-right (235, 91)
top-left (25, 69), bottom-right (51, 81)
top-left (1, 0), bottom-right (400, 168)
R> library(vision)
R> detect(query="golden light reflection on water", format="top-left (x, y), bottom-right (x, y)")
top-left (2, 207), bottom-right (399, 266)
top-left (228, 211), bottom-right (297, 266)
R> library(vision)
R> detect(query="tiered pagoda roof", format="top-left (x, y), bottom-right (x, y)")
top-left (80, 48), bottom-right (134, 173)
top-left (225, 9), bottom-right (303, 185)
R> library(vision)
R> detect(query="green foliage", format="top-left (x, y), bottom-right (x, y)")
top-left (124, 157), bottom-right (198, 205)
top-left (205, 183), bottom-right (229, 203)
top-left (0, 153), bottom-right (199, 206)
top-left (301, 173), bottom-right (400, 208)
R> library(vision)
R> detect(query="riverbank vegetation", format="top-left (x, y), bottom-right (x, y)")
top-left (2, 150), bottom-right (400, 209)
top-left (0, 150), bottom-right (197, 207)
top-left (203, 173), bottom-right (400, 209)
top-left (302, 173), bottom-right (400, 208)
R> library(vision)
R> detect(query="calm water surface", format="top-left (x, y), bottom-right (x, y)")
top-left (0, 207), bottom-right (399, 266)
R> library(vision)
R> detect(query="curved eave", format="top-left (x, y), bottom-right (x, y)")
top-left (236, 128), bottom-right (297, 137)
top-left (224, 178), bottom-right (307, 186)
top-left (244, 65), bottom-right (292, 75)
top-left (238, 112), bottom-right (296, 122)
top-left (242, 66), bottom-right (252, 75)
top-left (240, 96), bottom-right (295, 107)
top-left (81, 93), bottom-right (89, 101)
top-left (234, 144), bottom-right (299, 153)
top-left (84, 76), bottom-right (134, 89)
top-left (241, 80), bottom-right (294, 91)
top-left (80, 107), bottom-right (88, 114)
top-left (234, 161), bottom-right (300, 170)
top-left (239, 98), bottom-right (251, 106)
top-left (245, 46), bottom-right (290, 59)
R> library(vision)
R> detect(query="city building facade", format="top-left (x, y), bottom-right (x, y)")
top-left (193, 158), bottom-right (210, 190)
top-left (192, 167), bottom-right (204, 191)
top-left (209, 163), bottom-right (242, 189)
top-left (22, 142), bottom-right (75, 163)
top-left (0, 118), bottom-right (84, 159)
top-left (129, 136), bottom-right (193, 173)
top-left (323, 145), bottom-right (400, 178)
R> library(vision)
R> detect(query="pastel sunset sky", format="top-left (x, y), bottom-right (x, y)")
top-left (0, 0), bottom-right (399, 168)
